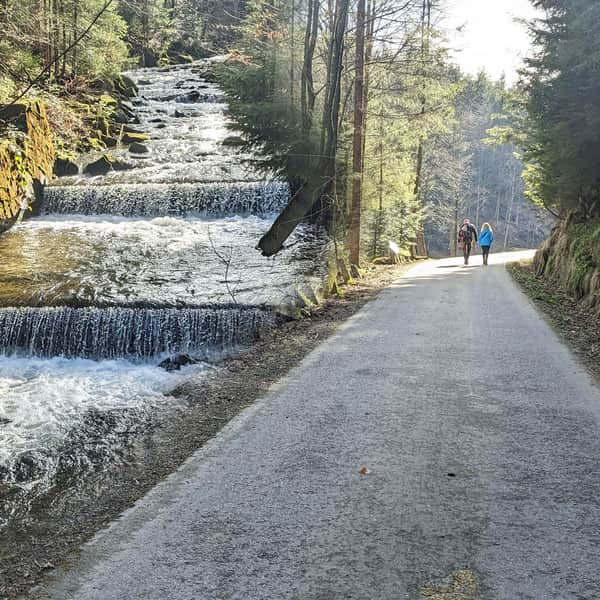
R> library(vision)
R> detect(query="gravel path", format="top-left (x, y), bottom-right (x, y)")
top-left (32, 251), bottom-right (600, 600)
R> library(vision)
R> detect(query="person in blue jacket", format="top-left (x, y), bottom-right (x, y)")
top-left (479, 223), bottom-right (494, 266)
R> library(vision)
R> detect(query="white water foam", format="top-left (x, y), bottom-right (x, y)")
top-left (0, 356), bottom-right (209, 485)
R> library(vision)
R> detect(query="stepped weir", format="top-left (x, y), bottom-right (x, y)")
top-left (0, 58), bottom-right (325, 533)
top-left (0, 306), bottom-right (277, 360)
top-left (44, 181), bottom-right (290, 217)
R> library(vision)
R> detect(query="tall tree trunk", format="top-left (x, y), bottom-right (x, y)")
top-left (373, 122), bottom-right (384, 258)
top-left (348, 0), bottom-right (366, 265)
top-left (413, 0), bottom-right (431, 257)
top-left (301, 0), bottom-right (319, 133)
top-left (290, 0), bottom-right (295, 111)
top-left (257, 0), bottom-right (350, 257)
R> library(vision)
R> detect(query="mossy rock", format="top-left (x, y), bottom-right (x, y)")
top-left (100, 134), bottom-right (118, 148)
top-left (114, 75), bottom-right (139, 98)
top-left (122, 131), bottom-right (149, 144)
top-left (99, 95), bottom-right (118, 108)
top-left (122, 125), bottom-right (145, 135)
top-left (0, 101), bottom-right (55, 221)
top-left (96, 116), bottom-right (110, 136)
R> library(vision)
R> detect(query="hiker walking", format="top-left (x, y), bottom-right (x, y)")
top-left (458, 219), bottom-right (478, 266)
top-left (479, 223), bottom-right (494, 266)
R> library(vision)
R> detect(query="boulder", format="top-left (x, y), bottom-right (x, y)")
top-left (0, 103), bottom-right (28, 131)
top-left (100, 134), bottom-right (118, 148)
top-left (122, 125), bottom-right (147, 135)
top-left (222, 135), bottom-right (245, 147)
top-left (112, 160), bottom-right (135, 171)
top-left (115, 74), bottom-right (139, 98)
top-left (111, 108), bottom-right (130, 124)
top-left (158, 354), bottom-right (198, 372)
top-left (142, 49), bottom-right (159, 68)
top-left (122, 131), bottom-right (149, 145)
top-left (53, 157), bottom-right (79, 177)
top-left (84, 155), bottom-right (113, 176)
top-left (183, 90), bottom-right (201, 102)
top-left (174, 110), bottom-right (186, 118)
top-left (129, 142), bottom-right (150, 154)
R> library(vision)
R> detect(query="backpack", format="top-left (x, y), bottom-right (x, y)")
top-left (459, 225), bottom-right (473, 244)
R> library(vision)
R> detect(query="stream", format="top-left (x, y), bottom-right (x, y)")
top-left (0, 59), bottom-right (327, 528)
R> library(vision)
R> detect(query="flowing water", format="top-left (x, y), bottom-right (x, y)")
top-left (0, 59), bottom-right (326, 526)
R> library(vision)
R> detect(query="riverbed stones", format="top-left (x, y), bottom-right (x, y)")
top-left (84, 156), bottom-right (114, 176)
top-left (53, 158), bottom-right (79, 177)
top-left (129, 142), bottom-right (150, 154)
top-left (121, 131), bottom-right (149, 145)
top-left (115, 74), bottom-right (139, 98)
top-left (158, 354), bottom-right (199, 372)
top-left (222, 136), bottom-right (245, 147)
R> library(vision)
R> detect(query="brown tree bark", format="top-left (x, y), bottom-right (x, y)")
top-left (301, 0), bottom-right (319, 133)
top-left (257, 0), bottom-right (350, 257)
top-left (348, 0), bottom-right (366, 266)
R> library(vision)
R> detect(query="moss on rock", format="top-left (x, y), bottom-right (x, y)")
top-left (0, 101), bottom-right (55, 222)
top-left (534, 213), bottom-right (600, 313)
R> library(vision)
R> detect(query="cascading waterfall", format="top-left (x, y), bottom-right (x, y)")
top-left (0, 306), bottom-right (277, 359)
top-left (44, 181), bottom-right (291, 217)
top-left (0, 57), bottom-right (326, 532)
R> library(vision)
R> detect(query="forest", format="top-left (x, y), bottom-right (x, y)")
top-left (0, 0), bottom-right (560, 264)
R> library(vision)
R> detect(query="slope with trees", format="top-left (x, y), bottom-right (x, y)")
top-left (520, 0), bottom-right (600, 314)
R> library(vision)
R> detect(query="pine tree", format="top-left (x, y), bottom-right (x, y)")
top-left (522, 0), bottom-right (600, 218)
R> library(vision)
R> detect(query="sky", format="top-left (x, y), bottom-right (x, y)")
top-left (443, 0), bottom-right (540, 84)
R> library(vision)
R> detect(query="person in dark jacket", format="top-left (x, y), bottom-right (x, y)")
top-left (479, 222), bottom-right (494, 266)
top-left (458, 219), bottom-right (478, 265)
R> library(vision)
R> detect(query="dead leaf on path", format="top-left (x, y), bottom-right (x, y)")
top-left (359, 466), bottom-right (370, 474)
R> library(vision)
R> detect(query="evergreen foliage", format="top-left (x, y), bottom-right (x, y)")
top-left (521, 0), bottom-right (600, 218)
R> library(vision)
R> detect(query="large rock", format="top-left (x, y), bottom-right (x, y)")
top-left (122, 125), bottom-right (145, 135)
top-left (84, 155), bottom-right (114, 176)
top-left (0, 101), bottom-right (55, 222)
top-left (112, 160), bottom-right (135, 171)
top-left (112, 104), bottom-right (141, 126)
top-left (0, 103), bottom-right (28, 131)
top-left (53, 158), bottom-right (79, 177)
top-left (129, 142), bottom-right (150, 154)
top-left (115, 75), bottom-right (139, 98)
top-left (122, 131), bottom-right (149, 145)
